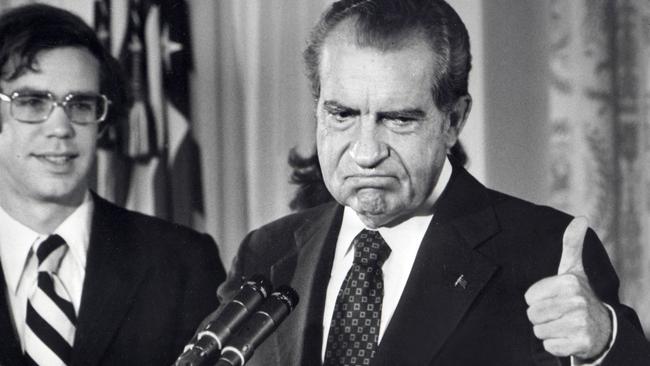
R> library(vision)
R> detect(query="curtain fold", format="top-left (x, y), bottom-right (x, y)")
top-left (190, 0), bottom-right (330, 266)
top-left (547, 0), bottom-right (650, 334)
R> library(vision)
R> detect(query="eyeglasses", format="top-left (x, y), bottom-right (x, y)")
top-left (0, 91), bottom-right (111, 124)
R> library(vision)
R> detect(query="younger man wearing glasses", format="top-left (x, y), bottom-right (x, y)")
top-left (0, 4), bottom-right (225, 365)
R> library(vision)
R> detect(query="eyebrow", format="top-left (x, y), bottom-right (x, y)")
top-left (323, 100), bottom-right (426, 119)
top-left (378, 109), bottom-right (427, 120)
top-left (9, 87), bottom-right (49, 94)
top-left (9, 87), bottom-right (99, 96)
top-left (323, 100), bottom-right (359, 114)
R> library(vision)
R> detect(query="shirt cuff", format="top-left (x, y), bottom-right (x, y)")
top-left (571, 303), bottom-right (617, 366)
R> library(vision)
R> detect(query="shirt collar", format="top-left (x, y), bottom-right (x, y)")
top-left (0, 192), bottom-right (93, 294)
top-left (55, 192), bottom-right (93, 271)
top-left (0, 205), bottom-right (40, 296)
top-left (338, 156), bottom-right (453, 255)
top-left (425, 155), bottom-right (453, 209)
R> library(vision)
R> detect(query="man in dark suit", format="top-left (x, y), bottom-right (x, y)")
top-left (217, 0), bottom-right (650, 365)
top-left (0, 4), bottom-right (225, 365)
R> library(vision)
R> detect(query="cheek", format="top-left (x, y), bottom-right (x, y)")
top-left (316, 132), bottom-right (334, 178)
top-left (76, 128), bottom-right (99, 151)
top-left (316, 124), bottom-right (341, 171)
top-left (0, 127), bottom-right (26, 156)
top-left (395, 137), bottom-right (445, 190)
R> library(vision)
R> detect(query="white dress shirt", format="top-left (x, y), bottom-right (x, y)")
top-left (321, 158), bottom-right (453, 359)
top-left (0, 192), bottom-right (93, 350)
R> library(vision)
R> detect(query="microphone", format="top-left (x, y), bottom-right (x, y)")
top-left (174, 275), bottom-right (272, 366)
top-left (214, 286), bottom-right (299, 366)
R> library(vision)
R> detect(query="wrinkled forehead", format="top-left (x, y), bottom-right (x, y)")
top-left (320, 18), bottom-right (440, 82)
top-left (318, 34), bottom-right (438, 116)
top-left (321, 20), bottom-right (436, 84)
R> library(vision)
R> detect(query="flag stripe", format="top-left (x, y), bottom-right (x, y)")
top-left (95, 0), bottom-right (203, 226)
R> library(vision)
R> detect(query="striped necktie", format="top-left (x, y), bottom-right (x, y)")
top-left (24, 234), bottom-right (76, 366)
top-left (324, 229), bottom-right (391, 366)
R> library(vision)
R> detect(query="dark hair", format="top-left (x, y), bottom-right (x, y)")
top-left (0, 4), bottom-right (126, 127)
top-left (288, 148), bottom-right (334, 211)
top-left (303, 0), bottom-right (471, 113)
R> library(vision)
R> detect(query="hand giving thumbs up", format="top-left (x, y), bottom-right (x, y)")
top-left (525, 217), bottom-right (612, 361)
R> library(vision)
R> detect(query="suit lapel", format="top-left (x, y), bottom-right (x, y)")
top-left (0, 267), bottom-right (25, 366)
top-left (71, 195), bottom-right (150, 366)
top-left (373, 165), bottom-right (502, 365)
top-left (373, 209), bottom-right (499, 365)
top-left (270, 203), bottom-right (342, 366)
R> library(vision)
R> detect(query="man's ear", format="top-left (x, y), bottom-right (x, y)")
top-left (445, 94), bottom-right (472, 147)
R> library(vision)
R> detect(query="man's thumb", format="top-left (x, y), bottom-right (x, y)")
top-left (558, 216), bottom-right (589, 275)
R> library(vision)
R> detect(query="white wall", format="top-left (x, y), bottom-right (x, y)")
top-left (448, 0), bottom-right (487, 184)
top-left (452, 0), bottom-right (551, 205)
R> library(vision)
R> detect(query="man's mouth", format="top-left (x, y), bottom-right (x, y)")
top-left (346, 175), bottom-right (396, 187)
top-left (33, 153), bottom-right (78, 165)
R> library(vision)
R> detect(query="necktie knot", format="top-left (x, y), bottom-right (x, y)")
top-left (353, 229), bottom-right (391, 268)
top-left (35, 234), bottom-right (67, 273)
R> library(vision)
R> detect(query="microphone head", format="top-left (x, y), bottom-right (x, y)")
top-left (243, 274), bottom-right (272, 298)
top-left (272, 285), bottom-right (299, 311)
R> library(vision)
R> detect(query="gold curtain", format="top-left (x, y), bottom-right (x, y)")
top-left (189, 0), bottom-right (331, 266)
top-left (547, 0), bottom-right (650, 334)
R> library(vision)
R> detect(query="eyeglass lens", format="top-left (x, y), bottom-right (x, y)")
top-left (10, 93), bottom-right (107, 123)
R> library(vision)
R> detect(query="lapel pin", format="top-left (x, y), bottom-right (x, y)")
top-left (454, 274), bottom-right (467, 290)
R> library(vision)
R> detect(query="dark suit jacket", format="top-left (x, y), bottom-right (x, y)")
top-left (0, 193), bottom-right (226, 366)
top-left (219, 164), bottom-right (650, 366)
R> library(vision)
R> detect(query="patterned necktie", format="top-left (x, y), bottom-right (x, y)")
top-left (24, 234), bottom-right (76, 366)
top-left (324, 229), bottom-right (392, 366)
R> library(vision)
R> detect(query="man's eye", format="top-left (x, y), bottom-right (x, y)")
top-left (68, 101), bottom-right (95, 112)
top-left (14, 97), bottom-right (47, 108)
top-left (327, 109), bottom-right (356, 122)
top-left (384, 117), bottom-right (415, 127)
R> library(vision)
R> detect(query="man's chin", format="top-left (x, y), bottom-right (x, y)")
top-left (350, 200), bottom-right (397, 229)
top-left (352, 191), bottom-right (387, 213)
top-left (33, 184), bottom-right (86, 206)
top-left (349, 197), bottom-right (418, 228)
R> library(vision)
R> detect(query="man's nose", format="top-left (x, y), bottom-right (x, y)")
top-left (349, 119), bottom-right (388, 168)
top-left (44, 106), bottom-right (75, 138)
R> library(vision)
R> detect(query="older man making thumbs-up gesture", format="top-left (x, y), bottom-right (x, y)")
top-left (213, 1), bottom-right (650, 365)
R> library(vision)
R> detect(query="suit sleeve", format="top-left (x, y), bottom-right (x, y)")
top-left (217, 230), bottom-right (261, 304)
top-left (175, 232), bottom-right (227, 352)
top-left (183, 230), bottom-right (260, 343)
top-left (581, 229), bottom-right (650, 365)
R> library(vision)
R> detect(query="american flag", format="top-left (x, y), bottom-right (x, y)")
top-left (94, 0), bottom-right (204, 228)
